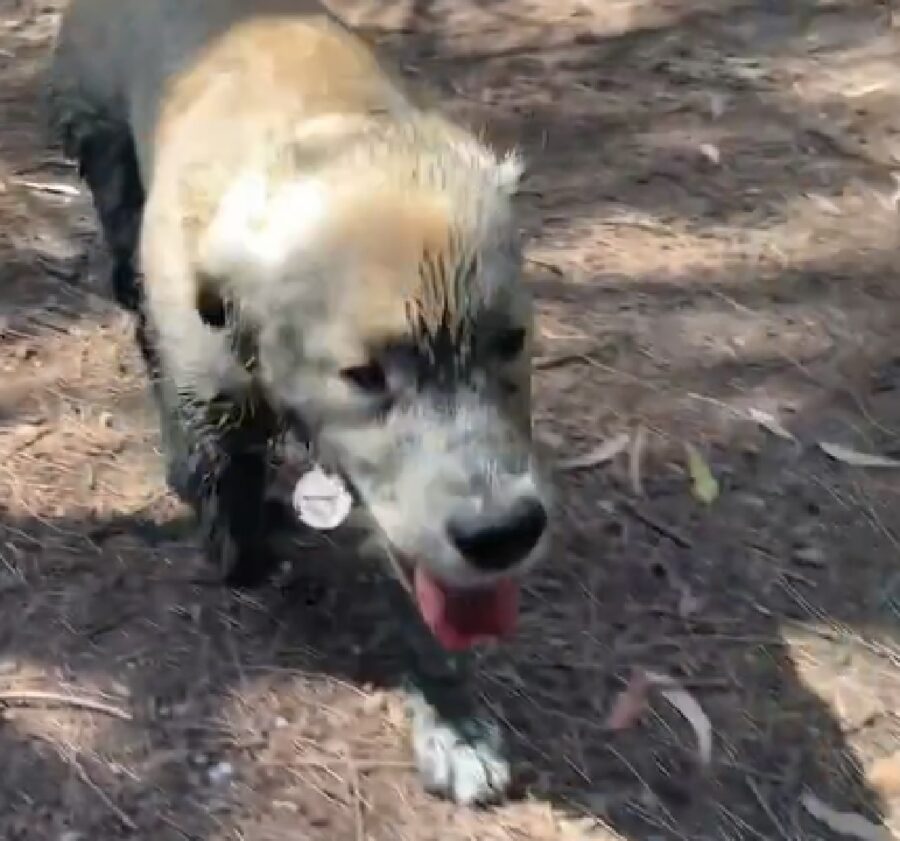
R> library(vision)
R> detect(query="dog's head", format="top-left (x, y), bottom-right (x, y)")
top-left (198, 126), bottom-right (549, 649)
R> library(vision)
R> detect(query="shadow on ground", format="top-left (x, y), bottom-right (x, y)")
top-left (1, 405), bottom-right (898, 840)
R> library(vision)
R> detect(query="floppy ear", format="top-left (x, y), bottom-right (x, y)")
top-left (193, 172), bottom-right (274, 329)
top-left (196, 170), bottom-right (327, 316)
top-left (195, 274), bottom-right (228, 328)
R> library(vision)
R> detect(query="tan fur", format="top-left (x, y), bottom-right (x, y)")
top-left (47, 0), bottom-right (543, 590)
top-left (49, 0), bottom-right (522, 385)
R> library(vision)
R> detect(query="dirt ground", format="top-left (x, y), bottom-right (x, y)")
top-left (1, 0), bottom-right (899, 838)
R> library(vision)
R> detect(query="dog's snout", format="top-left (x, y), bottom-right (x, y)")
top-left (447, 496), bottom-right (547, 572)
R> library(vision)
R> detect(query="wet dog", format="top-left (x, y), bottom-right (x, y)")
top-left (46, 0), bottom-right (550, 804)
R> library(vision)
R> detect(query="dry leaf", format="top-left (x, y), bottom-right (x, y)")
top-left (560, 432), bottom-right (630, 471)
top-left (800, 791), bottom-right (893, 841)
top-left (604, 670), bottom-right (650, 731)
top-left (748, 407), bottom-right (797, 443)
top-left (629, 424), bottom-right (646, 496)
top-left (606, 670), bottom-right (713, 768)
top-left (699, 142), bottom-right (721, 165)
top-left (645, 670), bottom-right (713, 767)
top-left (685, 443), bottom-right (719, 504)
top-left (818, 442), bottom-right (900, 468)
top-left (292, 466), bottom-right (352, 530)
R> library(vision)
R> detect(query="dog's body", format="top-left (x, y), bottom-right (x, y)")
top-left (46, 0), bottom-right (549, 805)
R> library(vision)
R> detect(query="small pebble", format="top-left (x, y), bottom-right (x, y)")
top-left (208, 761), bottom-right (234, 785)
top-left (793, 545), bottom-right (826, 567)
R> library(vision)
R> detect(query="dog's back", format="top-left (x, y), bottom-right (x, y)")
top-left (47, 0), bottom-right (415, 185)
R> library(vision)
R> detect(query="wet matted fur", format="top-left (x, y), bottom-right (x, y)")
top-left (45, 0), bottom-right (551, 805)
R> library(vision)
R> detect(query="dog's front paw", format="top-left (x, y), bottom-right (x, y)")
top-left (410, 700), bottom-right (511, 806)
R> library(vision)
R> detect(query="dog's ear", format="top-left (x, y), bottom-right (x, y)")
top-left (195, 275), bottom-right (228, 328)
top-left (196, 171), bottom-right (325, 320)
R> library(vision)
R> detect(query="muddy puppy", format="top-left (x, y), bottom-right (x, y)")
top-left (45, 0), bottom-right (550, 805)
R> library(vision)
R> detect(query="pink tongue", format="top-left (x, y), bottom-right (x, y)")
top-left (413, 567), bottom-right (520, 651)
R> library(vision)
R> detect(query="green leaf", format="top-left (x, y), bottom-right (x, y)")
top-left (685, 443), bottom-right (719, 504)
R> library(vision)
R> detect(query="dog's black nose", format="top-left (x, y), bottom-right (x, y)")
top-left (447, 497), bottom-right (547, 572)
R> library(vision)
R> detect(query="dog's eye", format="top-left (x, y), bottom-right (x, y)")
top-left (493, 327), bottom-right (526, 361)
top-left (341, 361), bottom-right (389, 394)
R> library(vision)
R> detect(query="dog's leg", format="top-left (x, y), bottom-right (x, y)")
top-left (388, 584), bottom-right (512, 805)
top-left (179, 394), bottom-right (280, 588)
top-left (76, 126), bottom-right (145, 311)
top-left (141, 339), bottom-right (280, 588)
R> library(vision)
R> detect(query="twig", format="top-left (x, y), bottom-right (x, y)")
top-left (68, 751), bottom-right (137, 832)
top-left (0, 690), bottom-right (132, 721)
top-left (533, 350), bottom-right (596, 371)
top-left (292, 755), bottom-right (413, 771)
top-left (158, 813), bottom-right (193, 840)
top-left (797, 116), bottom-right (895, 172)
top-left (534, 348), bottom-right (748, 422)
top-left (745, 776), bottom-right (794, 841)
top-left (347, 750), bottom-right (366, 841)
top-left (708, 288), bottom-right (759, 317)
top-left (619, 499), bottom-right (692, 549)
top-left (10, 178), bottom-right (80, 197)
top-left (526, 257), bottom-right (565, 276)
top-left (630, 424), bottom-right (647, 497)
top-left (605, 745), bottom-right (686, 840)
top-left (717, 802), bottom-right (776, 841)
top-left (13, 158), bottom-right (76, 176)
top-left (0, 425), bottom-right (52, 459)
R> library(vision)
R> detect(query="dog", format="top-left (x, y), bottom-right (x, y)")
top-left (45, 0), bottom-right (550, 805)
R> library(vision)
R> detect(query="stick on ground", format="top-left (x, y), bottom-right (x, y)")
top-left (0, 690), bottom-right (132, 721)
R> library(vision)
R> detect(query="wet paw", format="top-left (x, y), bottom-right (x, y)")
top-left (410, 700), bottom-right (511, 806)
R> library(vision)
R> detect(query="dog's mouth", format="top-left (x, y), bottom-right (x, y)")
top-left (285, 457), bottom-right (522, 651)
top-left (390, 555), bottom-right (520, 651)
top-left (334, 471), bottom-right (521, 650)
